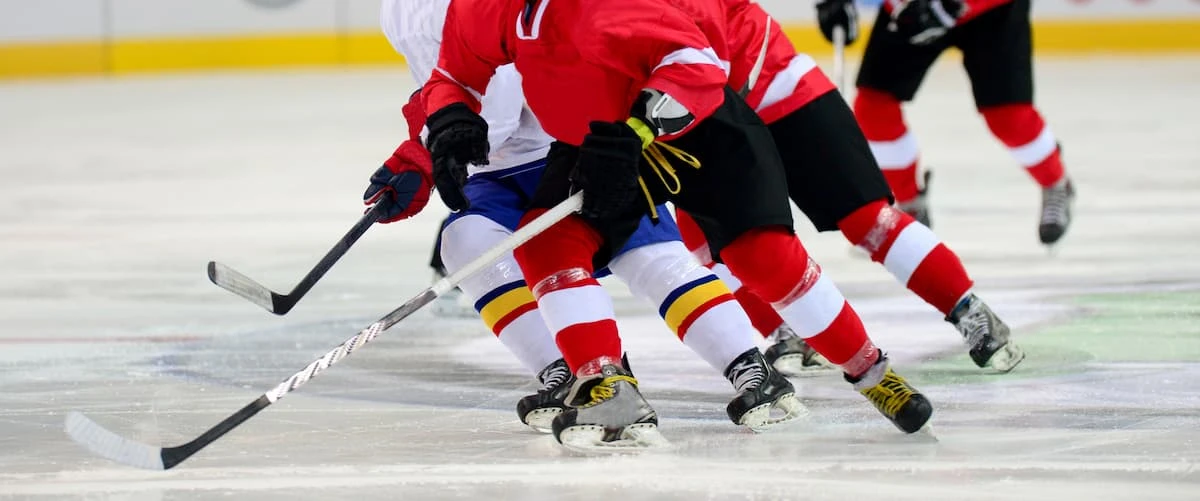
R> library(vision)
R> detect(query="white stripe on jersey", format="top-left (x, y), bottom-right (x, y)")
top-left (381, 0), bottom-right (552, 174)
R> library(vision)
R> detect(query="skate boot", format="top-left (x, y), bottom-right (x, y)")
top-left (516, 358), bottom-right (575, 433)
top-left (763, 324), bottom-right (834, 376)
top-left (724, 348), bottom-right (808, 431)
top-left (897, 170), bottom-right (933, 228)
top-left (551, 358), bottom-right (668, 452)
top-left (1039, 177), bottom-right (1075, 245)
top-left (430, 270), bottom-right (475, 318)
top-left (846, 354), bottom-right (933, 434)
top-left (947, 293), bottom-right (1025, 372)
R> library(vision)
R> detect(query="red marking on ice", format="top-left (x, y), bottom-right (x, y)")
top-left (0, 335), bottom-right (204, 345)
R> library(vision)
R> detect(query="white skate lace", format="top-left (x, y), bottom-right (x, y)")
top-left (955, 303), bottom-right (991, 349)
top-left (1041, 184), bottom-right (1071, 226)
top-left (540, 364), bottom-right (571, 392)
top-left (728, 360), bottom-right (765, 393)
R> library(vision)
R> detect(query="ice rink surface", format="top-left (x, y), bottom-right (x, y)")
top-left (1, 56), bottom-right (1199, 500)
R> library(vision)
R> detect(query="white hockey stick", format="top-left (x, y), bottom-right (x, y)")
top-left (832, 25), bottom-right (847, 96)
top-left (65, 192), bottom-right (583, 470)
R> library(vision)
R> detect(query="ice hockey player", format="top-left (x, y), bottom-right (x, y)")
top-left (816, 0), bottom-right (1075, 245)
top-left (373, 0), bottom-right (804, 449)
top-left (422, 0), bottom-right (934, 448)
top-left (673, 0), bottom-right (1023, 375)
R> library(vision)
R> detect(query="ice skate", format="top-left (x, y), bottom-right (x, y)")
top-left (430, 270), bottom-right (476, 318)
top-left (516, 358), bottom-right (575, 433)
top-left (551, 358), bottom-right (668, 453)
top-left (847, 355), bottom-right (933, 434)
top-left (896, 170), bottom-right (932, 228)
top-left (947, 293), bottom-right (1025, 373)
top-left (724, 348), bottom-right (808, 432)
top-left (763, 324), bottom-right (834, 376)
top-left (1039, 177), bottom-right (1075, 246)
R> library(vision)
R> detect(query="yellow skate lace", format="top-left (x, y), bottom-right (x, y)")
top-left (860, 369), bottom-right (915, 417)
top-left (582, 375), bottom-right (639, 407)
top-left (625, 118), bottom-right (702, 221)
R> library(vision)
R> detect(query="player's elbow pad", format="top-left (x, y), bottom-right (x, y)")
top-left (630, 89), bottom-right (696, 138)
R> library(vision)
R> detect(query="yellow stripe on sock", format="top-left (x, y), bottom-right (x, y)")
top-left (663, 280), bottom-right (734, 335)
top-left (479, 286), bottom-right (537, 332)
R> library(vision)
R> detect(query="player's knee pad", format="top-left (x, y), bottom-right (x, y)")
top-left (608, 241), bottom-right (711, 302)
top-left (719, 227), bottom-right (812, 303)
top-left (853, 88), bottom-right (906, 139)
top-left (441, 214), bottom-right (529, 299)
top-left (978, 103), bottom-right (1045, 147)
top-left (837, 199), bottom-right (916, 261)
top-left (513, 212), bottom-right (603, 297)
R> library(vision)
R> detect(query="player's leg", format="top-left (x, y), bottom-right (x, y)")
top-left (606, 213), bottom-right (806, 430)
top-left (774, 89), bottom-right (1023, 372)
top-left (958, 0), bottom-right (1074, 245)
top-left (438, 165), bottom-right (571, 432)
top-left (674, 208), bottom-right (832, 376)
top-left (666, 88), bottom-right (932, 433)
top-left (853, 14), bottom-right (950, 226)
top-left (429, 215), bottom-right (475, 317)
top-left (515, 143), bottom-right (663, 449)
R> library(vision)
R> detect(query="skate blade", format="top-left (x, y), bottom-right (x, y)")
top-left (557, 423), bottom-right (671, 454)
top-left (772, 354), bottom-right (836, 378)
top-left (522, 408), bottom-right (562, 434)
top-left (986, 342), bottom-right (1026, 374)
top-left (739, 393), bottom-right (809, 433)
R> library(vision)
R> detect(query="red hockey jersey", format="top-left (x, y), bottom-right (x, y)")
top-left (722, 0), bottom-right (835, 124)
top-left (422, 0), bottom-right (732, 146)
top-left (882, 0), bottom-right (1013, 25)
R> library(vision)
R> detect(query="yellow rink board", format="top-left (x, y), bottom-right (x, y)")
top-left (2, 19), bottom-right (1199, 79)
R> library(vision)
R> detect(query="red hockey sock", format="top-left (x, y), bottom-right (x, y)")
top-left (855, 88), bottom-right (921, 202)
top-left (980, 104), bottom-right (1065, 188)
top-left (514, 211), bottom-right (620, 373)
top-left (733, 286), bottom-right (785, 338)
top-left (720, 228), bottom-right (877, 376)
top-left (839, 199), bottom-right (973, 315)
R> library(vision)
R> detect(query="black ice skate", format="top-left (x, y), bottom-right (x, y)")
top-left (763, 324), bottom-right (834, 376)
top-left (947, 293), bottom-right (1025, 373)
top-left (897, 170), bottom-right (933, 228)
top-left (846, 355), bottom-right (933, 434)
top-left (1039, 177), bottom-right (1075, 245)
top-left (516, 358), bottom-right (575, 433)
top-left (551, 360), bottom-right (668, 452)
top-left (724, 348), bottom-right (808, 431)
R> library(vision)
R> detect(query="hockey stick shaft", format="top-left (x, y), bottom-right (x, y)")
top-left (207, 200), bottom-right (392, 315)
top-left (832, 26), bottom-right (847, 95)
top-left (68, 193), bottom-right (583, 470)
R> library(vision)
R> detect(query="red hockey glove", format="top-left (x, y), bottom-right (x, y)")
top-left (889, 0), bottom-right (966, 45)
top-left (402, 89), bottom-right (427, 142)
top-left (363, 140), bottom-right (434, 223)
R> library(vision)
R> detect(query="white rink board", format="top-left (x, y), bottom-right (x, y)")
top-left (3, 0), bottom-right (1200, 44)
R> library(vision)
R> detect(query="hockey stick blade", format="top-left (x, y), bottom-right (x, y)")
top-left (66, 193), bottom-right (582, 470)
top-left (207, 201), bottom-right (392, 315)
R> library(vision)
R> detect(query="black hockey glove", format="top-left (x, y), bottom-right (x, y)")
top-left (889, 0), bottom-right (967, 45)
top-left (425, 102), bottom-right (489, 212)
top-left (816, 0), bottom-right (859, 45)
top-left (570, 121), bottom-right (644, 222)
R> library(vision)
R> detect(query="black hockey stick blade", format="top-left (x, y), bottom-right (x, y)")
top-left (207, 200), bottom-right (392, 315)
top-left (66, 193), bottom-right (582, 470)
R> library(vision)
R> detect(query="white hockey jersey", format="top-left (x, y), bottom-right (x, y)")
top-left (380, 0), bottom-right (553, 175)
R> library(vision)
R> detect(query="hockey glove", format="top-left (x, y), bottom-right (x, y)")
top-left (426, 102), bottom-right (489, 211)
top-left (889, 0), bottom-right (966, 45)
top-left (401, 88), bottom-right (427, 142)
top-left (363, 141), bottom-right (434, 223)
top-left (571, 121), bottom-right (644, 221)
top-left (816, 0), bottom-right (859, 45)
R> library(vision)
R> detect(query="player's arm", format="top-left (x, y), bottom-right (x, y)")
top-left (420, 0), bottom-right (512, 211)
top-left (585, 0), bottom-right (729, 138)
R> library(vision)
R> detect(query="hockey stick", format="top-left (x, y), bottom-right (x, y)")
top-left (207, 200), bottom-right (392, 315)
top-left (66, 192), bottom-right (584, 471)
top-left (832, 25), bottom-right (847, 95)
